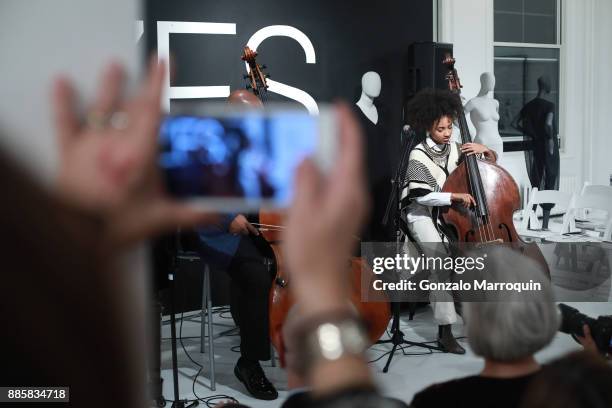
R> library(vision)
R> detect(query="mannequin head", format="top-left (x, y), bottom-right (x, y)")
top-left (537, 75), bottom-right (552, 94)
top-left (361, 71), bottom-right (381, 99)
top-left (480, 72), bottom-right (496, 94)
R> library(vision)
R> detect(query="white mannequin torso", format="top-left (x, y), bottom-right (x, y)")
top-left (355, 71), bottom-right (381, 125)
top-left (465, 72), bottom-right (503, 160)
top-left (356, 95), bottom-right (378, 124)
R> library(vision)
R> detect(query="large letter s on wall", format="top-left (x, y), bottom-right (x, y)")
top-left (246, 26), bottom-right (319, 114)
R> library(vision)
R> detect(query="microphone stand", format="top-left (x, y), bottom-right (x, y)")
top-left (377, 127), bottom-right (443, 373)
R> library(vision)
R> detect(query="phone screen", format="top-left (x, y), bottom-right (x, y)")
top-left (159, 110), bottom-right (328, 210)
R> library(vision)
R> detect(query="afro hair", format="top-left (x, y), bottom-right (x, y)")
top-left (405, 88), bottom-right (463, 132)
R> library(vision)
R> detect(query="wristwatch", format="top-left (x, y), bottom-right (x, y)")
top-left (293, 314), bottom-right (369, 376)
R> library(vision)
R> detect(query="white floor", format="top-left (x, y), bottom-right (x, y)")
top-left (157, 301), bottom-right (611, 408)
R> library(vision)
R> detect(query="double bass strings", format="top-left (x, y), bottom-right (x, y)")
top-left (456, 113), bottom-right (487, 242)
top-left (456, 111), bottom-right (496, 243)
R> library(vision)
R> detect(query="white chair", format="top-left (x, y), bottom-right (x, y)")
top-left (545, 192), bottom-right (612, 280)
top-left (578, 183), bottom-right (612, 226)
top-left (561, 193), bottom-right (612, 239)
top-left (580, 182), bottom-right (612, 198)
top-left (518, 188), bottom-right (572, 239)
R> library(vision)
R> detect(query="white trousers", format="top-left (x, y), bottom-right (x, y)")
top-left (406, 218), bottom-right (458, 325)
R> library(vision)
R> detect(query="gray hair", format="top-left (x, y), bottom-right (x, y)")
top-left (463, 247), bottom-right (560, 362)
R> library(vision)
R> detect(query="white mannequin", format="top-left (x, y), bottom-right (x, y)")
top-left (464, 72), bottom-right (503, 160)
top-left (355, 71), bottom-right (381, 125)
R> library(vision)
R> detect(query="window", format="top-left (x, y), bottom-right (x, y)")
top-left (494, 0), bottom-right (559, 44)
top-left (493, 0), bottom-right (562, 151)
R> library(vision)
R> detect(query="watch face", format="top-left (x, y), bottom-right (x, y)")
top-left (313, 320), bottom-right (368, 360)
top-left (316, 323), bottom-right (344, 360)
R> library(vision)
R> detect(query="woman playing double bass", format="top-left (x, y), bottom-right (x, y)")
top-left (400, 89), bottom-right (498, 354)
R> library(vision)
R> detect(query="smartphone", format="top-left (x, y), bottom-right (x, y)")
top-left (159, 106), bottom-right (337, 211)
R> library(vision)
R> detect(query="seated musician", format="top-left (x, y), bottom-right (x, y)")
top-left (197, 213), bottom-right (277, 400)
top-left (197, 89), bottom-right (278, 401)
top-left (400, 89), bottom-right (497, 354)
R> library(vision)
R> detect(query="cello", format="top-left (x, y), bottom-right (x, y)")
top-left (238, 46), bottom-right (390, 365)
top-left (440, 55), bottom-right (550, 275)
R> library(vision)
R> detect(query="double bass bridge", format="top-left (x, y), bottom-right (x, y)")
top-left (474, 238), bottom-right (504, 249)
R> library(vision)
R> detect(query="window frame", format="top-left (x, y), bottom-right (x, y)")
top-left (493, 0), bottom-right (563, 152)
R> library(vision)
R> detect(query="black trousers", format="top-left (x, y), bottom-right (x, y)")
top-left (227, 235), bottom-right (274, 361)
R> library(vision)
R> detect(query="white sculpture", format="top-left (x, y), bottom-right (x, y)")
top-left (464, 72), bottom-right (503, 160)
top-left (355, 71), bottom-right (381, 125)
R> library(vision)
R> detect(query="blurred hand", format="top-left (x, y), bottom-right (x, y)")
top-left (577, 324), bottom-right (598, 354)
top-left (53, 58), bottom-right (216, 249)
top-left (229, 214), bottom-right (259, 236)
top-left (283, 103), bottom-right (369, 316)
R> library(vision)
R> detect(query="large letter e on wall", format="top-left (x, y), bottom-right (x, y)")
top-left (157, 21), bottom-right (237, 112)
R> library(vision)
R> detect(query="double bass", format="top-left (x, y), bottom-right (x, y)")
top-left (238, 46), bottom-right (390, 365)
top-left (440, 55), bottom-right (550, 275)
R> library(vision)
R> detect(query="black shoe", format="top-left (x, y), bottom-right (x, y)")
top-left (438, 324), bottom-right (466, 355)
top-left (234, 357), bottom-right (278, 400)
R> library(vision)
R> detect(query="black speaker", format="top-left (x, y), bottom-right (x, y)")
top-left (405, 41), bottom-right (454, 98)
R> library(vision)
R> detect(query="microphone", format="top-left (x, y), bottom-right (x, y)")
top-left (401, 124), bottom-right (414, 144)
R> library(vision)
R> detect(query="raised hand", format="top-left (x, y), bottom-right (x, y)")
top-left (283, 103), bottom-right (369, 315)
top-left (53, 58), bottom-right (216, 249)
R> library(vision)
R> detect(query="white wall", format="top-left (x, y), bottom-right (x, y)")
top-left (590, 0), bottom-right (612, 186)
top-left (438, 0), bottom-right (612, 194)
top-left (438, 0), bottom-right (494, 99)
top-left (0, 0), bottom-right (141, 183)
